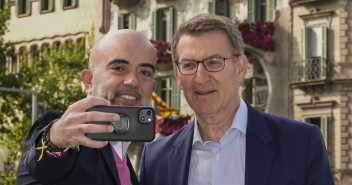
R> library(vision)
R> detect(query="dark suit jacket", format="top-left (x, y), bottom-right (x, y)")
top-left (139, 103), bottom-right (334, 185)
top-left (17, 111), bottom-right (139, 185)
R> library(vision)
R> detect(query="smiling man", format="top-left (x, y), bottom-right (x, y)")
top-left (17, 30), bottom-right (157, 185)
top-left (139, 14), bottom-right (334, 185)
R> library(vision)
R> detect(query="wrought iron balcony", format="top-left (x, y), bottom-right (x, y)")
top-left (290, 57), bottom-right (331, 86)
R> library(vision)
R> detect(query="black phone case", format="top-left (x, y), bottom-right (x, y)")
top-left (85, 105), bottom-right (156, 142)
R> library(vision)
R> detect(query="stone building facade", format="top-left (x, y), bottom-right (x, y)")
top-left (3, 0), bottom-right (110, 73)
top-left (289, 0), bottom-right (352, 184)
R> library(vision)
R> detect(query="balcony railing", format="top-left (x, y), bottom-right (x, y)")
top-left (290, 57), bottom-right (331, 84)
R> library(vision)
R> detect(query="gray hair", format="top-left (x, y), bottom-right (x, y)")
top-left (171, 13), bottom-right (244, 63)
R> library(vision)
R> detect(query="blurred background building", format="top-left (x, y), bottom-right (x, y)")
top-left (1, 0), bottom-right (351, 184)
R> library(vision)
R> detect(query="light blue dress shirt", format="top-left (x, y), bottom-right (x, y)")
top-left (188, 98), bottom-right (248, 185)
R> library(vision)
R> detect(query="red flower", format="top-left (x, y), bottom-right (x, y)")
top-left (155, 115), bottom-right (192, 136)
top-left (239, 21), bottom-right (275, 51)
top-left (151, 40), bottom-right (172, 64)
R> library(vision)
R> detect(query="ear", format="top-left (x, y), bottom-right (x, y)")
top-left (235, 55), bottom-right (248, 83)
top-left (152, 80), bottom-right (157, 92)
top-left (173, 63), bottom-right (183, 90)
top-left (81, 69), bottom-right (94, 95)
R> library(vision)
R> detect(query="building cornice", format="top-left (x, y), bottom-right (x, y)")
top-left (299, 10), bottom-right (334, 21)
top-left (13, 31), bottom-right (88, 45)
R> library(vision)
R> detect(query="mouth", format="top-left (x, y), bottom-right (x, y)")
top-left (114, 91), bottom-right (142, 105)
top-left (195, 90), bottom-right (216, 96)
top-left (119, 94), bottom-right (138, 101)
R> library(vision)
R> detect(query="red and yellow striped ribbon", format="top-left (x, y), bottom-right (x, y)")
top-left (152, 92), bottom-right (180, 117)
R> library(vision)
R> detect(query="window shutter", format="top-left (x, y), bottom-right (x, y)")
top-left (321, 25), bottom-right (327, 59)
top-left (40, 0), bottom-right (44, 11)
top-left (61, 0), bottom-right (64, 8)
top-left (49, 0), bottom-right (53, 11)
top-left (171, 77), bottom-right (180, 109)
top-left (248, 0), bottom-right (255, 22)
top-left (208, 1), bottom-right (215, 14)
top-left (320, 116), bottom-right (328, 149)
top-left (166, 7), bottom-right (174, 42)
top-left (266, 0), bottom-right (275, 21)
top-left (154, 78), bottom-right (162, 115)
top-left (155, 78), bottom-right (162, 99)
top-left (224, 0), bottom-right (229, 17)
top-left (301, 28), bottom-right (307, 60)
top-left (26, 0), bottom-right (31, 14)
top-left (301, 28), bottom-right (307, 81)
top-left (16, 0), bottom-right (20, 14)
top-left (118, 15), bottom-right (124, 29)
top-left (321, 25), bottom-right (327, 79)
top-left (129, 13), bottom-right (136, 30)
top-left (306, 28), bottom-right (312, 59)
top-left (151, 11), bottom-right (157, 40)
top-left (72, 0), bottom-right (77, 7)
top-left (302, 28), bottom-right (312, 80)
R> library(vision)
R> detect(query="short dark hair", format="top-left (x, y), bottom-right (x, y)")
top-left (171, 13), bottom-right (244, 63)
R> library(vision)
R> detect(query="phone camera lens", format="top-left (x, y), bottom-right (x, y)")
top-left (146, 110), bottom-right (152, 116)
top-left (140, 116), bottom-right (146, 122)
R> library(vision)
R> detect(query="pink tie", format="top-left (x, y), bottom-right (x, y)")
top-left (111, 145), bottom-right (132, 185)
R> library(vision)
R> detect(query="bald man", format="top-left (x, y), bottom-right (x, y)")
top-left (16, 30), bottom-right (157, 185)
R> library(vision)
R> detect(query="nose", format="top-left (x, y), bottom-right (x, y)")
top-left (124, 72), bottom-right (139, 88)
top-left (194, 62), bottom-right (210, 84)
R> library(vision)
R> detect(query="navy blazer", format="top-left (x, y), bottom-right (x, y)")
top-left (17, 111), bottom-right (139, 185)
top-left (139, 103), bottom-right (334, 185)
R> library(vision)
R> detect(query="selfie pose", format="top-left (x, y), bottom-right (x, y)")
top-left (139, 14), bottom-right (334, 185)
top-left (17, 30), bottom-right (157, 185)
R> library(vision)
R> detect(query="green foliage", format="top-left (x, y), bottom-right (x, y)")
top-left (0, 32), bottom-right (94, 184)
top-left (27, 38), bottom-right (89, 111)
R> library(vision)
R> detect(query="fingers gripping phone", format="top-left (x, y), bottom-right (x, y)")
top-left (85, 105), bottom-right (156, 142)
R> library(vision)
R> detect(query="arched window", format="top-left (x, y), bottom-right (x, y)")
top-left (53, 41), bottom-right (61, 49)
top-left (30, 44), bottom-right (39, 59)
top-left (41, 43), bottom-right (50, 53)
top-left (240, 54), bottom-right (268, 111)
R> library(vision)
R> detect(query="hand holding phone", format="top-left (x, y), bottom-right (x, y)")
top-left (85, 105), bottom-right (156, 142)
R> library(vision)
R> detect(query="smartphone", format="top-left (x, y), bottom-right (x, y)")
top-left (85, 105), bottom-right (155, 142)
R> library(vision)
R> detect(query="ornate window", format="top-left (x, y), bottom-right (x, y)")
top-left (62, 0), bottom-right (77, 10)
top-left (41, 43), bottom-right (50, 53)
top-left (16, 0), bottom-right (31, 16)
top-left (151, 7), bottom-right (174, 42)
top-left (304, 116), bottom-right (328, 148)
top-left (30, 45), bottom-right (39, 59)
top-left (240, 55), bottom-right (268, 111)
top-left (248, 0), bottom-right (275, 22)
top-left (154, 77), bottom-right (180, 116)
top-left (40, 0), bottom-right (54, 13)
top-left (118, 13), bottom-right (136, 30)
top-left (301, 25), bottom-right (327, 80)
top-left (0, 0), bottom-right (5, 9)
top-left (208, 0), bottom-right (229, 17)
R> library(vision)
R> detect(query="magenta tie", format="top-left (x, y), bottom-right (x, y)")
top-left (110, 145), bottom-right (132, 185)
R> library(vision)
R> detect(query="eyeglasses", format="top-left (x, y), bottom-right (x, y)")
top-left (176, 54), bottom-right (240, 75)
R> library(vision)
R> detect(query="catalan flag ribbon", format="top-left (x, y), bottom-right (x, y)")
top-left (152, 92), bottom-right (180, 117)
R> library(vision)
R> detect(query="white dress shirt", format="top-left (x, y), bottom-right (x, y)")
top-left (110, 141), bottom-right (131, 161)
top-left (188, 98), bottom-right (248, 185)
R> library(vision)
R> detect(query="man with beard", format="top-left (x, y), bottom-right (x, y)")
top-left (17, 30), bottom-right (157, 185)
